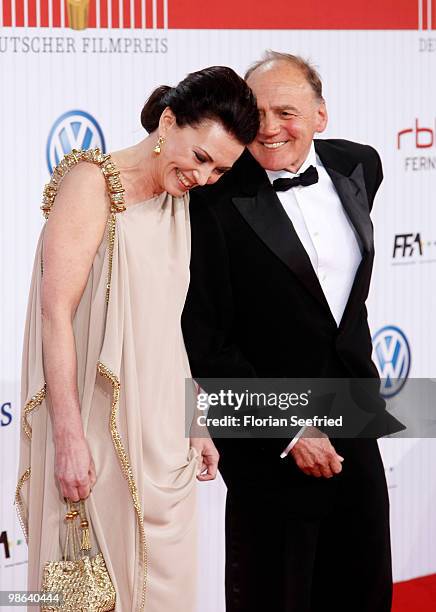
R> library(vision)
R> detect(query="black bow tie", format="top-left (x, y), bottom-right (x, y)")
top-left (273, 165), bottom-right (319, 192)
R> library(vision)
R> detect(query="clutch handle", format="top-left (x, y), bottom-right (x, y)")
top-left (63, 499), bottom-right (92, 561)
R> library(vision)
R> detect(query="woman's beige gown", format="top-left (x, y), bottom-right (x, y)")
top-left (15, 149), bottom-right (199, 612)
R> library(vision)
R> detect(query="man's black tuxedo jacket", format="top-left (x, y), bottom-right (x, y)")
top-left (182, 139), bottom-right (404, 461)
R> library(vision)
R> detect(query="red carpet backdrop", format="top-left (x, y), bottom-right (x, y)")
top-left (1, 1), bottom-right (435, 610)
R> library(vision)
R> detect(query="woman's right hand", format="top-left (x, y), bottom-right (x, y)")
top-left (54, 432), bottom-right (97, 502)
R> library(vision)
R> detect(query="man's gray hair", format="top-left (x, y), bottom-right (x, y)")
top-left (244, 50), bottom-right (324, 101)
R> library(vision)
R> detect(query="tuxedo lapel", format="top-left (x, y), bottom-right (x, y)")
top-left (325, 163), bottom-right (373, 253)
top-left (314, 146), bottom-right (375, 330)
top-left (232, 183), bottom-right (333, 315)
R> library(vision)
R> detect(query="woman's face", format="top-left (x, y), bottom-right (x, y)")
top-left (156, 110), bottom-right (245, 196)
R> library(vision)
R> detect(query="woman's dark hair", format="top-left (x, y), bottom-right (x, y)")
top-left (140, 66), bottom-right (259, 145)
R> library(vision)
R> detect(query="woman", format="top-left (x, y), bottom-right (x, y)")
top-left (15, 66), bottom-right (259, 611)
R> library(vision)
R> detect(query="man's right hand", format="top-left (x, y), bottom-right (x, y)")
top-left (290, 427), bottom-right (344, 478)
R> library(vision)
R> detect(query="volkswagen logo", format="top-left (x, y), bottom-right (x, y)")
top-left (372, 326), bottom-right (411, 398)
top-left (46, 110), bottom-right (106, 174)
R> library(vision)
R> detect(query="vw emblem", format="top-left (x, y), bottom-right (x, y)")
top-left (46, 110), bottom-right (106, 174)
top-left (372, 326), bottom-right (411, 398)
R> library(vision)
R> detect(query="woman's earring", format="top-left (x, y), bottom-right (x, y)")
top-left (153, 136), bottom-right (165, 155)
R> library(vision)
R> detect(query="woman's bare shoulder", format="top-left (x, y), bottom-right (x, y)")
top-left (55, 160), bottom-right (107, 204)
top-left (45, 158), bottom-right (110, 229)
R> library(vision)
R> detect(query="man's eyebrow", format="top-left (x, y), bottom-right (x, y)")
top-left (272, 105), bottom-right (299, 112)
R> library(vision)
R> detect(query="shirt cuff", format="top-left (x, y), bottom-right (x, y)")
top-left (280, 426), bottom-right (307, 458)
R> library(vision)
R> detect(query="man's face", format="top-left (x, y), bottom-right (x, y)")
top-left (246, 61), bottom-right (328, 173)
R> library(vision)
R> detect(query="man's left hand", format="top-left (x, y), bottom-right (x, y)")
top-left (290, 427), bottom-right (344, 478)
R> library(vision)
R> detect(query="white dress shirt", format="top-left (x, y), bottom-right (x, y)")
top-left (265, 142), bottom-right (362, 457)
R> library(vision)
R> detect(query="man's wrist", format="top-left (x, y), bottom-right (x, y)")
top-left (280, 425), bottom-right (307, 458)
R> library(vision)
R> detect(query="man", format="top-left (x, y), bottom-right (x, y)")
top-left (182, 51), bottom-right (403, 612)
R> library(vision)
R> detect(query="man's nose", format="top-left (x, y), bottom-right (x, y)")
top-left (261, 113), bottom-right (280, 135)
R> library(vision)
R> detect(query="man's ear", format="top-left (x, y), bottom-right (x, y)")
top-left (315, 100), bottom-right (328, 134)
top-left (158, 106), bottom-right (177, 137)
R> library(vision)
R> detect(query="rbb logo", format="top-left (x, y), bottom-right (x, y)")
top-left (0, 402), bottom-right (12, 427)
top-left (372, 326), bottom-right (411, 398)
top-left (46, 110), bottom-right (106, 174)
top-left (393, 233), bottom-right (423, 258)
top-left (397, 119), bottom-right (436, 149)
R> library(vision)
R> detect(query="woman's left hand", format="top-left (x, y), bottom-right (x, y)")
top-left (190, 437), bottom-right (219, 481)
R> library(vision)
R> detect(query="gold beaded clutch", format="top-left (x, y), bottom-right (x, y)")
top-left (41, 500), bottom-right (116, 612)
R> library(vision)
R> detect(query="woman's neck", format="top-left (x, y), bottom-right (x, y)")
top-left (111, 136), bottom-right (163, 205)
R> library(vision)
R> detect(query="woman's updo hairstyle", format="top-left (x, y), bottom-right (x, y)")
top-left (140, 66), bottom-right (259, 146)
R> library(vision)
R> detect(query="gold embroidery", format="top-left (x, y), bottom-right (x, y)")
top-left (97, 361), bottom-right (147, 611)
top-left (15, 384), bottom-right (46, 541)
top-left (41, 148), bottom-right (126, 219)
top-left (23, 385), bottom-right (47, 440)
top-left (106, 213), bottom-right (116, 305)
top-left (95, 158), bottom-right (147, 609)
top-left (15, 468), bottom-right (31, 543)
